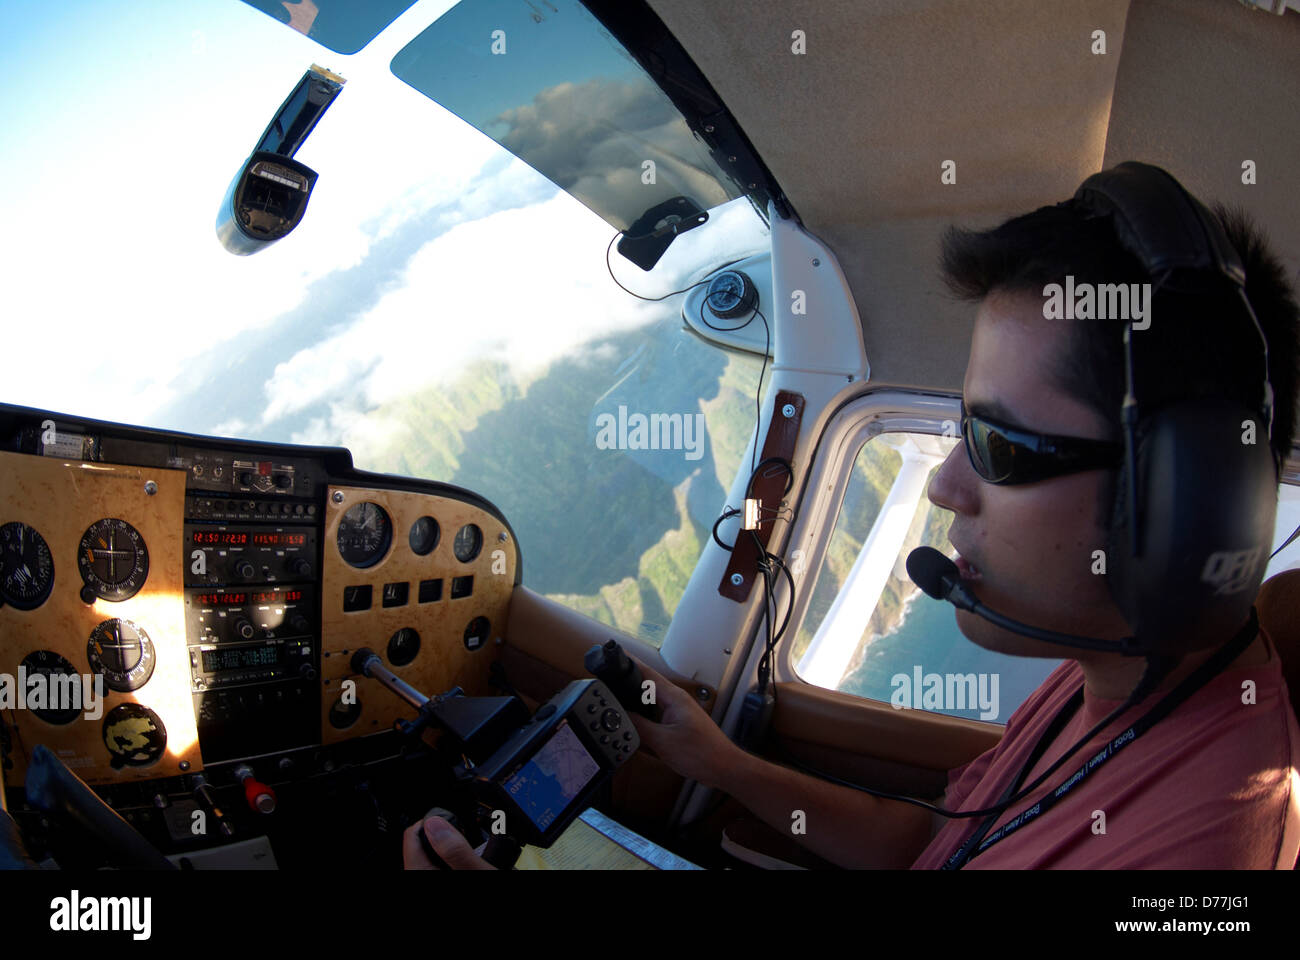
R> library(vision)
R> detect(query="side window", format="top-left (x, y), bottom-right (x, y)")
top-left (790, 430), bottom-right (1061, 724)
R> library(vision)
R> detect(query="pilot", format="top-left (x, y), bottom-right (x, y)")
top-left (405, 166), bottom-right (1300, 870)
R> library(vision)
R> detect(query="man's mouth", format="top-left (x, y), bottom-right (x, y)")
top-left (954, 554), bottom-right (982, 582)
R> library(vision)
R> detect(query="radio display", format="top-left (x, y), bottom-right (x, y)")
top-left (194, 592), bottom-right (247, 606)
top-left (193, 589), bottom-right (304, 605)
top-left (192, 531), bottom-right (307, 547)
top-left (250, 532), bottom-right (307, 546)
top-left (202, 645), bottom-right (283, 673)
top-left (193, 531), bottom-right (248, 545)
top-left (252, 589), bottom-right (303, 603)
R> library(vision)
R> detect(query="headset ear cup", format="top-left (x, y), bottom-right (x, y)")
top-left (1106, 422), bottom-right (1140, 637)
top-left (1107, 401), bottom-right (1276, 656)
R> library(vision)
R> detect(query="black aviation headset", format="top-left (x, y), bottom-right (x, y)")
top-left (1075, 161), bottom-right (1280, 658)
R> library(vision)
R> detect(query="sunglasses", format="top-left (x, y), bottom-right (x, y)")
top-left (960, 401), bottom-right (1124, 485)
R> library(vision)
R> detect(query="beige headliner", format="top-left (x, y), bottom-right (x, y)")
top-left (647, 0), bottom-right (1300, 418)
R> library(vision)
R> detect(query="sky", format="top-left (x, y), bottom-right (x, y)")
top-left (0, 0), bottom-right (769, 462)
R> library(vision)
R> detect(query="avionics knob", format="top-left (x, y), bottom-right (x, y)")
top-left (233, 558), bottom-right (256, 580)
top-left (234, 764), bottom-right (276, 815)
top-left (234, 618), bottom-right (256, 640)
top-left (289, 614), bottom-right (311, 635)
top-left (299, 663), bottom-right (317, 680)
top-left (274, 473), bottom-right (292, 490)
top-left (287, 557), bottom-right (311, 577)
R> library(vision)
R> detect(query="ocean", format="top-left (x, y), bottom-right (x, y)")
top-left (836, 585), bottom-right (1063, 724)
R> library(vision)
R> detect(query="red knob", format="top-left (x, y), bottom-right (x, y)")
top-left (242, 776), bottom-right (276, 814)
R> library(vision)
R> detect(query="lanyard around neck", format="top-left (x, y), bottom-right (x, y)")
top-left (942, 610), bottom-right (1260, 870)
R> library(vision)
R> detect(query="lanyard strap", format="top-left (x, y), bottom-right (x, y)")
top-left (943, 609), bottom-right (1260, 869)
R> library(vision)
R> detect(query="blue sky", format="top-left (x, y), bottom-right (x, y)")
top-left (0, 0), bottom-right (768, 462)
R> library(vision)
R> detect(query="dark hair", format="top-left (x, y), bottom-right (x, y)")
top-left (939, 195), bottom-right (1299, 519)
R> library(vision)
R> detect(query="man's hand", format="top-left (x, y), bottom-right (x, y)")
top-left (627, 655), bottom-right (741, 790)
top-left (402, 816), bottom-right (496, 870)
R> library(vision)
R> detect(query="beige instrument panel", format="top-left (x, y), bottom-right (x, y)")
top-left (0, 451), bottom-right (202, 786)
top-left (319, 485), bottom-right (517, 744)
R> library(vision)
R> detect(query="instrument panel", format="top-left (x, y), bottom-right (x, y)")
top-left (0, 404), bottom-right (521, 794)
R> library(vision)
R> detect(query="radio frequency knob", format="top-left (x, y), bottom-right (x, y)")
top-left (233, 558), bottom-right (256, 580)
top-left (299, 663), bottom-right (318, 680)
top-left (288, 557), bottom-right (311, 577)
top-left (234, 618), bottom-right (256, 640)
top-left (289, 614), bottom-right (311, 635)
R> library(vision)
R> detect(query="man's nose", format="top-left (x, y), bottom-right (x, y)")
top-left (927, 442), bottom-right (978, 516)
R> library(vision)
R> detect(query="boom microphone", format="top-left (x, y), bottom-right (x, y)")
top-left (905, 546), bottom-right (1145, 656)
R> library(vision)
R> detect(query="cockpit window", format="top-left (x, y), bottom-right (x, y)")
top-left (390, 0), bottom-right (752, 250)
top-left (2, 0), bottom-right (771, 647)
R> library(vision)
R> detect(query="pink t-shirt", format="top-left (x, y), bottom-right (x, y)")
top-left (911, 628), bottom-right (1300, 869)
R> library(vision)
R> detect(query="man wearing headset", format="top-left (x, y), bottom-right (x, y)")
top-left (407, 164), bottom-right (1300, 870)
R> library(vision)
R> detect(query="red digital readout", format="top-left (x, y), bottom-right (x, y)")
top-left (194, 592), bottom-right (247, 606)
top-left (250, 590), bottom-right (303, 603)
top-left (193, 531), bottom-right (248, 546)
top-left (250, 533), bottom-right (307, 546)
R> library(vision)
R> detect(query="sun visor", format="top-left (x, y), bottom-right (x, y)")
top-left (390, 0), bottom-right (750, 269)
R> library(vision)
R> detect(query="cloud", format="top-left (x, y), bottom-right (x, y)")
top-left (496, 77), bottom-right (736, 231)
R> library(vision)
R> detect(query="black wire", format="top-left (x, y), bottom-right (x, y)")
top-left (603, 229), bottom-right (769, 477)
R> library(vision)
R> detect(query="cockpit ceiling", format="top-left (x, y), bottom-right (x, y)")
top-left (645, 0), bottom-right (1300, 403)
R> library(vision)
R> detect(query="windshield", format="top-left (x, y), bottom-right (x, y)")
top-left (1, 0), bottom-right (768, 451)
top-left (2, 0), bottom-right (772, 645)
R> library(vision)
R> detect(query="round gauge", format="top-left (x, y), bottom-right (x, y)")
top-left (86, 618), bottom-right (156, 693)
top-left (0, 522), bottom-right (54, 610)
top-left (705, 270), bottom-right (757, 319)
top-left (387, 627), bottom-right (421, 667)
top-left (77, 518), bottom-right (148, 602)
top-left (102, 703), bottom-right (167, 768)
top-left (453, 524), bottom-right (483, 563)
top-left (408, 516), bottom-right (439, 556)
top-left (336, 502), bottom-right (392, 569)
top-left (464, 616), bottom-right (490, 651)
top-left (19, 651), bottom-right (82, 725)
top-left (328, 694), bottom-right (361, 729)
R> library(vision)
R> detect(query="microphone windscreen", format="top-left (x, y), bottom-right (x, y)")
top-left (906, 546), bottom-right (958, 599)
